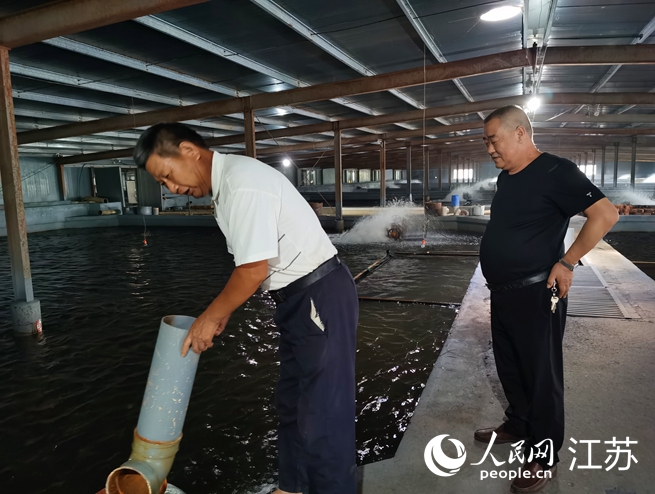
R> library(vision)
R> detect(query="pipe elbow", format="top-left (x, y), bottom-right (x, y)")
top-left (106, 432), bottom-right (181, 494)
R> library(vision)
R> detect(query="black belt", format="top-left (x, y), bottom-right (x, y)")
top-left (485, 270), bottom-right (550, 293)
top-left (269, 255), bottom-right (342, 303)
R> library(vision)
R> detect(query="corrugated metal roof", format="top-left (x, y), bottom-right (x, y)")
top-left (0, 0), bottom-right (653, 161)
top-left (155, 2), bottom-right (364, 85)
top-left (550, 0), bottom-right (655, 46)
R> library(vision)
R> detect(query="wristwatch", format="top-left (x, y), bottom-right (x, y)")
top-left (558, 258), bottom-right (576, 271)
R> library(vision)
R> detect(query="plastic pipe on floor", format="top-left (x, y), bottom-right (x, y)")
top-left (106, 315), bottom-right (199, 494)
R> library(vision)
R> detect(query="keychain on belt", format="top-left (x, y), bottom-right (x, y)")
top-left (550, 281), bottom-right (559, 313)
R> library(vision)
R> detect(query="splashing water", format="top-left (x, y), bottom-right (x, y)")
top-left (612, 189), bottom-right (655, 205)
top-left (244, 483), bottom-right (277, 494)
top-left (443, 178), bottom-right (497, 203)
top-left (333, 200), bottom-right (425, 244)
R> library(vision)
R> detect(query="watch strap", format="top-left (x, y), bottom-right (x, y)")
top-left (559, 258), bottom-right (576, 271)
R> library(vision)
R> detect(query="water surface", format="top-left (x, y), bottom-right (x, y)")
top-left (0, 227), bottom-right (480, 494)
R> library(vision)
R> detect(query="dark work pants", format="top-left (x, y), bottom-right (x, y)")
top-left (490, 281), bottom-right (567, 468)
top-left (273, 264), bottom-right (359, 494)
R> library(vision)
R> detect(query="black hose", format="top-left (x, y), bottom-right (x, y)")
top-left (358, 296), bottom-right (460, 308)
top-left (393, 251), bottom-right (479, 258)
top-left (353, 251), bottom-right (395, 283)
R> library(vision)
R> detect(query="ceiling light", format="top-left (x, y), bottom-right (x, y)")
top-left (282, 158), bottom-right (291, 167)
top-left (276, 108), bottom-right (288, 116)
top-left (527, 97), bottom-right (541, 111)
top-left (481, 6), bottom-right (522, 22)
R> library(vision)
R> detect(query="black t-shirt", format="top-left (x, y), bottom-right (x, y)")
top-left (480, 152), bottom-right (605, 285)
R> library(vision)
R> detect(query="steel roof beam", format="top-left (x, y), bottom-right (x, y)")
top-left (249, 0), bottom-right (442, 128)
top-left (12, 89), bottom-right (244, 134)
top-left (15, 122), bottom-right (137, 146)
top-left (534, 0), bottom-right (559, 94)
top-left (562, 14), bottom-right (655, 126)
top-left (134, 15), bottom-right (382, 134)
top-left (10, 61), bottom-right (325, 140)
top-left (543, 114), bottom-right (655, 123)
top-left (11, 71), bottom-right (337, 151)
top-left (259, 123), bottom-right (655, 157)
top-left (17, 45), bottom-right (655, 145)
top-left (49, 92), bottom-right (655, 164)
top-left (0, 0), bottom-right (208, 48)
top-left (42, 36), bottom-right (351, 135)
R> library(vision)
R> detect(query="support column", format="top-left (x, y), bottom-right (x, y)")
top-left (244, 109), bottom-right (256, 158)
top-left (0, 48), bottom-right (41, 335)
top-left (89, 167), bottom-right (96, 197)
top-left (448, 153), bottom-right (453, 190)
top-left (57, 163), bottom-right (67, 200)
top-left (406, 145), bottom-right (412, 203)
top-left (600, 146), bottom-right (606, 188)
top-left (334, 129), bottom-right (344, 232)
top-left (437, 149), bottom-right (443, 191)
top-left (630, 136), bottom-right (637, 190)
top-left (379, 139), bottom-right (386, 207)
top-left (613, 142), bottom-right (619, 187)
top-left (423, 147), bottom-right (430, 204)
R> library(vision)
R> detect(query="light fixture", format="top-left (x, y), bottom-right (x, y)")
top-left (527, 97), bottom-right (541, 111)
top-left (282, 158), bottom-right (291, 167)
top-left (481, 6), bottom-right (522, 22)
top-left (276, 108), bottom-right (288, 116)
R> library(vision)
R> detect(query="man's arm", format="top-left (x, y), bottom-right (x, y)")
top-left (181, 259), bottom-right (269, 356)
top-left (547, 198), bottom-right (619, 297)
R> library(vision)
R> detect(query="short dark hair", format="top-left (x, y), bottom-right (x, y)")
top-left (133, 123), bottom-right (208, 168)
top-left (484, 105), bottom-right (533, 137)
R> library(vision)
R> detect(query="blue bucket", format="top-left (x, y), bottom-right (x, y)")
top-left (451, 195), bottom-right (460, 207)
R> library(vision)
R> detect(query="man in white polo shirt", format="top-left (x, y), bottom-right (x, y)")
top-left (134, 123), bottom-right (359, 494)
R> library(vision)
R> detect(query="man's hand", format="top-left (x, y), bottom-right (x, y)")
top-left (180, 259), bottom-right (268, 357)
top-left (547, 262), bottom-right (574, 298)
top-left (181, 311), bottom-right (231, 357)
top-left (214, 313), bottom-right (231, 337)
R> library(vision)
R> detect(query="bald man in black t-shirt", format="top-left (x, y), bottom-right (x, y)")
top-left (477, 106), bottom-right (618, 493)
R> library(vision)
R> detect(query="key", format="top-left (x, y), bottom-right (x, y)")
top-left (550, 282), bottom-right (559, 313)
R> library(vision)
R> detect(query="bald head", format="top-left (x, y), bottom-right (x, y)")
top-left (484, 105), bottom-right (533, 138)
top-left (482, 105), bottom-right (541, 174)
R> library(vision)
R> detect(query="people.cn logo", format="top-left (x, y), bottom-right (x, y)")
top-left (424, 434), bottom-right (467, 477)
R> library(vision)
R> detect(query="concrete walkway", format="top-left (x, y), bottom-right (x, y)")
top-left (361, 239), bottom-right (655, 493)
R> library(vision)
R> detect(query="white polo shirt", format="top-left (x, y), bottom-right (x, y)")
top-left (211, 152), bottom-right (337, 291)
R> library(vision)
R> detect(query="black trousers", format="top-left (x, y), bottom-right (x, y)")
top-left (490, 281), bottom-right (567, 468)
top-left (273, 264), bottom-right (359, 494)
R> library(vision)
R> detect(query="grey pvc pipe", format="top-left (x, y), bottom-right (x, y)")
top-left (137, 315), bottom-right (200, 441)
top-left (107, 315), bottom-right (199, 494)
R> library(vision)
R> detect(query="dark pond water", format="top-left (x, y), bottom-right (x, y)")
top-left (0, 226), bottom-right (480, 494)
top-left (604, 231), bottom-right (655, 280)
